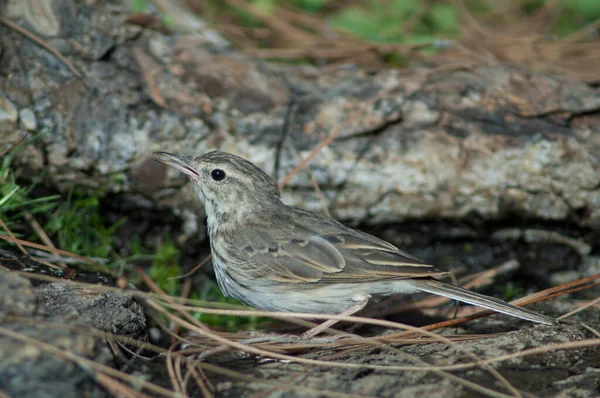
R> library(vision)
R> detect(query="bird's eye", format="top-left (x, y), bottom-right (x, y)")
top-left (211, 169), bottom-right (226, 181)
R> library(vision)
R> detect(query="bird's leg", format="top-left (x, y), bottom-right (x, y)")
top-left (301, 299), bottom-right (369, 339)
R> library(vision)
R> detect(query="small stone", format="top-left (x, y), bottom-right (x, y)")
top-left (0, 270), bottom-right (37, 319)
top-left (46, 38), bottom-right (74, 55)
top-left (19, 108), bottom-right (37, 131)
top-left (550, 270), bottom-right (580, 287)
top-left (0, 94), bottom-right (18, 132)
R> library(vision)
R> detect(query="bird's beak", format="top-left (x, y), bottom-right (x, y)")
top-left (152, 152), bottom-right (199, 177)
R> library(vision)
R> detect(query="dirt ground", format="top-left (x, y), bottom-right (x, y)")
top-left (2, 225), bottom-right (599, 397)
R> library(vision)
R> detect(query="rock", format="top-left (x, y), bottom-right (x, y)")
top-left (34, 282), bottom-right (147, 338)
top-left (0, 263), bottom-right (147, 398)
top-left (19, 107), bottom-right (37, 131)
top-left (0, 270), bottom-right (110, 397)
top-left (2, 0), bottom-right (600, 233)
top-left (0, 93), bottom-right (18, 133)
top-left (0, 268), bottom-right (36, 319)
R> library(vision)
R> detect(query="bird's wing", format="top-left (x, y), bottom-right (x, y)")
top-left (320, 231), bottom-right (447, 282)
top-left (226, 218), bottom-right (446, 285)
top-left (230, 232), bottom-right (346, 283)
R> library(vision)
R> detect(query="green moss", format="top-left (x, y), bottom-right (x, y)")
top-left (148, 240), bottom-right (182, 295)
top-left (131, 0), bottom-right (148, 13)
top-left (289, 0), bottom-right (330, 13)
top-left (463, 242), bottom-right (473, 254)
top-left (500, 282), bottom-right (526, 301)
top-left (44, 188), bottom-right (126, 260)
top-left (0, 140), bottom-right (59, 237)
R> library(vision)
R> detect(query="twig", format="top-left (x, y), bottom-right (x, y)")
top-left (152, 298), bottom-right (600, 375)
top-left (169, 254), bottom-right (212, 280)
top-left (165, 348), bottom-right (184, 396)
top-left (0, 234), bottom-right (110, 273)
top-left (96, 373), bottom-right (153, 398)
top-left (579, 323), bottom-right (600, 338)
top-left (25, 211), bottom-right (69, 269)
top-left (0, 326), bottom-right (180, 397)
top-left (0, 16), bottom-right (82, 78)
top-left (171, 276), bottom-right (193, 344)
top-left (133, 47), bottom-right (166, 108)
top-left (3, 314), bottom-right (253, 382)
top-left (558, 296), bottom-right (600, 320)
top-left (0, 216), bottom-right (29, 256)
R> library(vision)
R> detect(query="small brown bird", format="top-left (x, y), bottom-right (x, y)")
top-left (154, 151), bottom-right (556, 337)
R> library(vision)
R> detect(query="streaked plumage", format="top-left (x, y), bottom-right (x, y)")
top-left (154, 151), bottom-right (556, 331)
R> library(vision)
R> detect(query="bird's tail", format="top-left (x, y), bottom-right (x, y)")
top-left (408, 278), bottom-right (557, 325)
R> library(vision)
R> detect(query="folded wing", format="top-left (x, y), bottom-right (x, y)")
top-left (227, 218), bottom-right (446, 285)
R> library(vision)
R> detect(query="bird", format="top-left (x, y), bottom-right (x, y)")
top-left (153, 150), bottom-right (556, 337)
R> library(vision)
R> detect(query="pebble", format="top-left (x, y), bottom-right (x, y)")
top-left (19, 108), bottom-right (37, 131)
top-left (0, 95), bottom-right (18, 131)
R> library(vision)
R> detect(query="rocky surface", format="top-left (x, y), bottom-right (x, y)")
top-left (215, 323), bottom-right (599, 398)
top-left (0, 261), bottom-right (147, 398)
top-left (2, 0), bottom-right (600, 244)
top-left (34, 282), bottom-right (146, 338)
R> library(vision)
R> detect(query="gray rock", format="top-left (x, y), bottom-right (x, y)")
top-left (19, 107), bottom-right (37, 131)
top-left (0, 94), bottom-right (18, 133)
top-left (34, 282), bottom-right (147, 338)
top-left (0, 267), bottom-right (147, 398)
top-left (0, 269), bottom-right (37, 319)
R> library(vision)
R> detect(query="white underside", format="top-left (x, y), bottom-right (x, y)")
top-left (249, 280), bottom-right (419, 314)
top-left (213, 260), bottom-right (419, 314)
